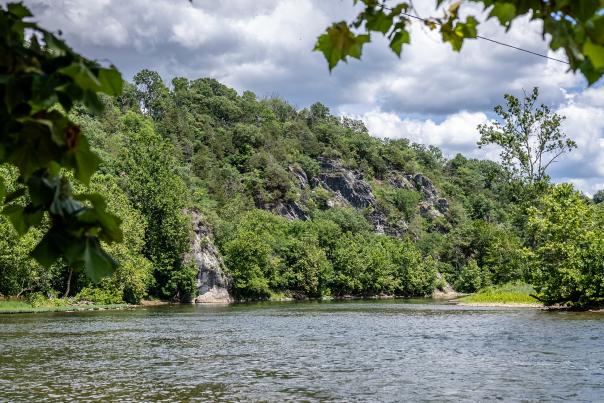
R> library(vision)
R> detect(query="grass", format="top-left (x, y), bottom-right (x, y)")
top-left (0, 300), bottom-right (130, 314)
top-left (458, 283), bottom-right (541, 305)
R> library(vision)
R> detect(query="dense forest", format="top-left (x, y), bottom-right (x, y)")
top-left (1, 69), bottom-right (603, 308)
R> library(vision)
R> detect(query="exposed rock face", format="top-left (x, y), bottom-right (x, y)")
top-left (432, 272), bottom-right (459, 299)
top-left (388, 174), bottom-right (414, 190)
top-left (412, 173), bottom-right (449, 219)
top-left (289, 165), bottom-right (309, 189)
top-left (414, 173), bottom-right (438, 200)
top-left (317, 158), bottom-right (376, 209)
top-left (184, 210), bottom-right (232, 304)
top-left (270, 200), bottom-right (309, 221)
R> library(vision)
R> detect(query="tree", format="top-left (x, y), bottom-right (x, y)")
top-left (593, 189), bottom-right (604, 204)
top-left (527, 184), bottom-right (604, 307)
top-left (133, 69), bottom-right (168, 121)
top-left (316, 0), bottom-right (604, 84)
top-left (1, 3), bottom-right (123, 281)
top-left (117, 112), bottom-right (191, 299)
top-left (477, 87), bottom-right (576, 184)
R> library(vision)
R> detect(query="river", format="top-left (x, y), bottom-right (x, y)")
top-left (1, 300), bottom-right (603, 402)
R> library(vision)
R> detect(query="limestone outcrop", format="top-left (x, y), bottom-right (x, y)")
top-left (184, 209), bottom-right (232, 304)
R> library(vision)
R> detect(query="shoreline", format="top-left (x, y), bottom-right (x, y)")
top-left (451, 301), bottom-right (543, 308)
top-left (0, 303), bottom-right (135, 315)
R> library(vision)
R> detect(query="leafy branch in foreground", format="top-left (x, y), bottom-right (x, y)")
top-left (315, 0), bottom-right (604, 84)
top-left (0, 3), bottom-right (123, 281)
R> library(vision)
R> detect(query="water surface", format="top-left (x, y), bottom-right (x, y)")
top-left (1, 300), bottom-right (603, 402)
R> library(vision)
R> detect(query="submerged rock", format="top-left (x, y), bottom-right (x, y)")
top-left (184, 209), bottom-right (232, 304)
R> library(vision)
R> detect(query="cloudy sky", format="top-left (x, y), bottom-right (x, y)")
top-left (15, 0), bottom-right (604, 194)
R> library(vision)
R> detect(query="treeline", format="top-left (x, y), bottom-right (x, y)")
top-left (1, 70), bottom-right (603, 307)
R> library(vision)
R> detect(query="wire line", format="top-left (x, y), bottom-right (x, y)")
top-left (395, 9), bottom-right (570, 65)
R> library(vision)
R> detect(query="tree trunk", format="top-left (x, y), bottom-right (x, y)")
top-left (63, 267), bottom-right (73, 298)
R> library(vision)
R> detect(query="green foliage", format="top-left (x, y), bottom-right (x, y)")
top-left (455, 259), bottom-right (490, 293)
top-left (527, 184), bottom-right (604, 308)
top-left (75, 287), bottom-right (122, 305)
top-left (1, 3), bottom-right (124, 281)
top-left (116, 112), bottom-right (190, 300)
top-left (459, 282), bottom-right (538, 304)
top-left (316, 1), bottom-right (604, 83)
top-left (4, 46), bottom-right (598, 308)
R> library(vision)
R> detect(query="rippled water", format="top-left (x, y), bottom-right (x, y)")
top-left (1, 300), bottom-right (603, 402)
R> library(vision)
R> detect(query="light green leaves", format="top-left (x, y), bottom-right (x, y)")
top-left (488, 3), bottom-right (516, 28)
top-left (314, 22), bottom-right (370, 70)
top-left (584, 40), bottom-right (604, 70)
top-left (441, 16), bottom-right (478, 51)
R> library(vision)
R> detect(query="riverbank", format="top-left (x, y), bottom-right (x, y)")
top-left (0, 300), bottom-right (133, 314)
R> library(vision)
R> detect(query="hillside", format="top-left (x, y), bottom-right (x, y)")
top-left (1, 71), bottom-right (602, 307)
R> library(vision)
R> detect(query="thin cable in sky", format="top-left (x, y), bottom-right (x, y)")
top-left (396, 10), bottom-right (570, 65)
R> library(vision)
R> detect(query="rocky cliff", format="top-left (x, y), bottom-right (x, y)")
top-left (184, 209), bottom-right (232, 303)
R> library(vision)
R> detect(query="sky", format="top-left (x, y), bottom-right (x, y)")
top-left (14, 0), bottom-right (604, 194)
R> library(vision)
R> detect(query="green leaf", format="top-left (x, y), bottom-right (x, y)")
top-left (314, 22), bottom-right (370, 70)
top-left (389, 30), bottom-right (411, 56)
top-left (31, 231), bottom-right (62, 267)
top-left (7, 3), bottom-right (32, 18)
top-left (58, 62), bottom-right (102, 91)
top-left (489, 3), bottom-right (516, 27)
top-left (584, 39), bottom-right (604, 69)
top-left (82, 89), bottom-right (104, 114)
top-left (2, 204), bottom-right (42, 235)
top-left (73, 138), bottom-right (101, 185)
top-left (82, 239), bottom-right (118, 283)
top-left (365, 11), bottom-right (393, 34)
top-left (586, 15), bottom-right (604, 46)
top-left (97, 67), bottom-right (123, 96)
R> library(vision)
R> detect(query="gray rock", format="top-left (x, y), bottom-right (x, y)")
top-left (388, 174), bottom-right (414, 189)
top-left (419, 201), bottom-right (444, 219)
top-left (436, 198), bottom-right (449, 214)
top-left (317, 158), bottom-right (376, 209)
top-left (413, 173), bottom-right (438, 200)
top-left (288, 165), bottom-right (308, 189)
top-left (183, 209), bottom-right (232, 304)
top-left (271, 200), bottom-right (309, 220)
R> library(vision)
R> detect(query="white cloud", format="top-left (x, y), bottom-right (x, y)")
top-left (8, 0), bottom-right (603, 193)
top-left (361, 109), bottom-right (492, 155)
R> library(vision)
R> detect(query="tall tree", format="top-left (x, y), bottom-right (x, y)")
top-left (477, 87), bottom-right (576, 184)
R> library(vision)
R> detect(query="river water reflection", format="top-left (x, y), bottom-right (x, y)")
top-left (1, 300), bottom-right (603, 402)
